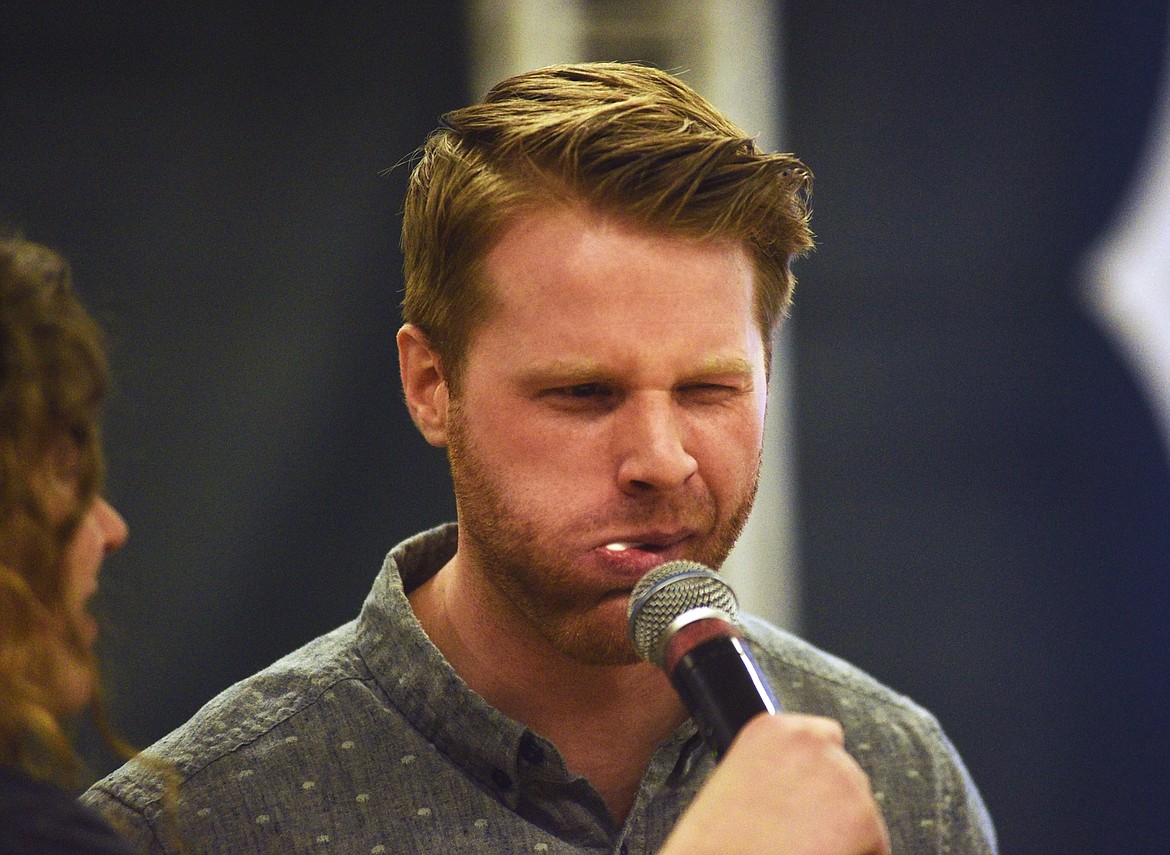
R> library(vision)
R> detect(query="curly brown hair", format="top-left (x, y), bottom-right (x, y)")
top-left (0, 236), bottom-right (109, 782)
top-left (401, 62), bottom-right (814, 391)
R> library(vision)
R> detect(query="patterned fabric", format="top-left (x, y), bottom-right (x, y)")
top-left (82, 524), bottom-right (996, 854)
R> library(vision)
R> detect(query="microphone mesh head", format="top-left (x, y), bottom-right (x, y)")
top-left (627, 560), bottom-right (738, 667)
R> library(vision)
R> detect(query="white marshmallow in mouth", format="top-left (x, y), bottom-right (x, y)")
top-left (604, 543), bottom-right (636, 552)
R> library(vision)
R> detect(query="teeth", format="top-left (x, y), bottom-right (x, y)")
top-left (605, 543), bottom-right (634, 552)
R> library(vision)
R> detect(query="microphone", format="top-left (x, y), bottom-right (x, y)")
top-left (627, 560), bottom-right (780, 757)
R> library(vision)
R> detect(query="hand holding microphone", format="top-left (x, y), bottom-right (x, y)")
top-left (630, 561), bottom-right (891, 855)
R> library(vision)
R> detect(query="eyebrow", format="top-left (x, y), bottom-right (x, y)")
top-left (515, 354), bottom-right (757, 389)
top-left (684, 355), bottom-right (756, 380)
top-left (515, 359), bottom-right (607, 390)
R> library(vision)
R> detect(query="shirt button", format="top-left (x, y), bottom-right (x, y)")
top-left (519, 732), bottom-right (546, 765)
top-left (491, 768), bottom-right (513, 791)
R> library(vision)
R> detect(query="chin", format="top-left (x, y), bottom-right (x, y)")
top-left (48, 645), bottom-right (98, 715)
top-left (548, 608), bottom-right (643, 667)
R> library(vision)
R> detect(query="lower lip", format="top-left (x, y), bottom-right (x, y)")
top-left (591, 545), bottom-right (676, 577)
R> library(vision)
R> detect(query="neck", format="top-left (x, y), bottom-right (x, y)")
top-left (409, 552), bottom-right (688, 824)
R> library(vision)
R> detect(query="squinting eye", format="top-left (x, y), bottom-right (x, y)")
top-left (543, 382), bottom-right (618, 411)
top-left (680, 383), bottom-right (739, 402)
top-left (567, 383), bottom-right (606, 398)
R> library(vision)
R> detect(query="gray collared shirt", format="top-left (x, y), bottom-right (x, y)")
top-left (84, 524), bottom-right (996, 853)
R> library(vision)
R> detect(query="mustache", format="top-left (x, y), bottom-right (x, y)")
top-left (585, 492), bottom-right (718, 530)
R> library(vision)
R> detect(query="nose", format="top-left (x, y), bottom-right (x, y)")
top-left (95, 497), bottom-right (129, 554)
top-left (615, 393), bottom-right (698, 493)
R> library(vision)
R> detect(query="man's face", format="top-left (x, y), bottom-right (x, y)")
top-left (446, 205), bottom-right (768, 665)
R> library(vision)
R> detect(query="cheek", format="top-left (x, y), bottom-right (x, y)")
top-left (60, 522), bottom-right (101, 609)
top-left (508, 437), bottom-right (607, 505)
top-left (695, 411), bottom-right (765, 480)
top-left (474, 399), bottom-right (608, 480)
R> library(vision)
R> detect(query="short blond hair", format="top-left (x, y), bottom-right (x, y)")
top-left (401, 62), bottom-right (813, 389)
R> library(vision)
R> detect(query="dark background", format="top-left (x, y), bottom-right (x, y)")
top-left (786, 3), bottom-right (1170, 853)
top-left (2, 3), bottom-right (1168, 852)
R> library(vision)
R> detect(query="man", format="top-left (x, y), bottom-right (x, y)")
top-left (84, 63), bottom-right (996, 853)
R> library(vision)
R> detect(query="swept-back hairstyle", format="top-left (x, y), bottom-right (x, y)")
top-left (401, 61), bottom-right (814, 390)
top-left (0, 236), bottom-right (108, 781)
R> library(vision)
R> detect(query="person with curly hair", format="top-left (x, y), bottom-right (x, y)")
top-left (0, 236), bottom-right (132, 854)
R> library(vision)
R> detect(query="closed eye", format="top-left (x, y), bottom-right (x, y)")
top-left (565, 383), bottom-right (609, 398)
top-left (544, 382), bottom-right (619, 411)
top-left (677, 382), bottom-right (747, 406)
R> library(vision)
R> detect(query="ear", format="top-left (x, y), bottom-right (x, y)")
top-left (397, 324), bottom-right (450, 447)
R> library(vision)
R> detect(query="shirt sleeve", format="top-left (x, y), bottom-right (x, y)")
top-left (927, 720), bottom-right (999, 855)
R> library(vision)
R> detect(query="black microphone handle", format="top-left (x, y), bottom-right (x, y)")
top-left (670, 634), bottom-right (780, 757)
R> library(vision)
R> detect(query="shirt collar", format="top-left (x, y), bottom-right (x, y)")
top-left (355, 523), bottom-right (708, 839)
top-left (355, 526), bottom-right (564, 803)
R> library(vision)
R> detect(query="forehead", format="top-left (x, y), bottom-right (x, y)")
top-left (470, 204), bottom-right (762, 373)
top-left (485, 204), bottom-right (752, 305)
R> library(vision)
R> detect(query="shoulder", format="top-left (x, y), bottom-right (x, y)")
top-left (741, 614), bottom-right (942, 728)
top-left (0, 766), bottom-right (134, 855)
top-left (83, 530), bottom-right (459, 851)
top-left (741, 614), bottom-right (957, 763)
top-left (740, 616), bottom-right (998, 853)
top-left (82, 618), bottom-right (371, 821)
